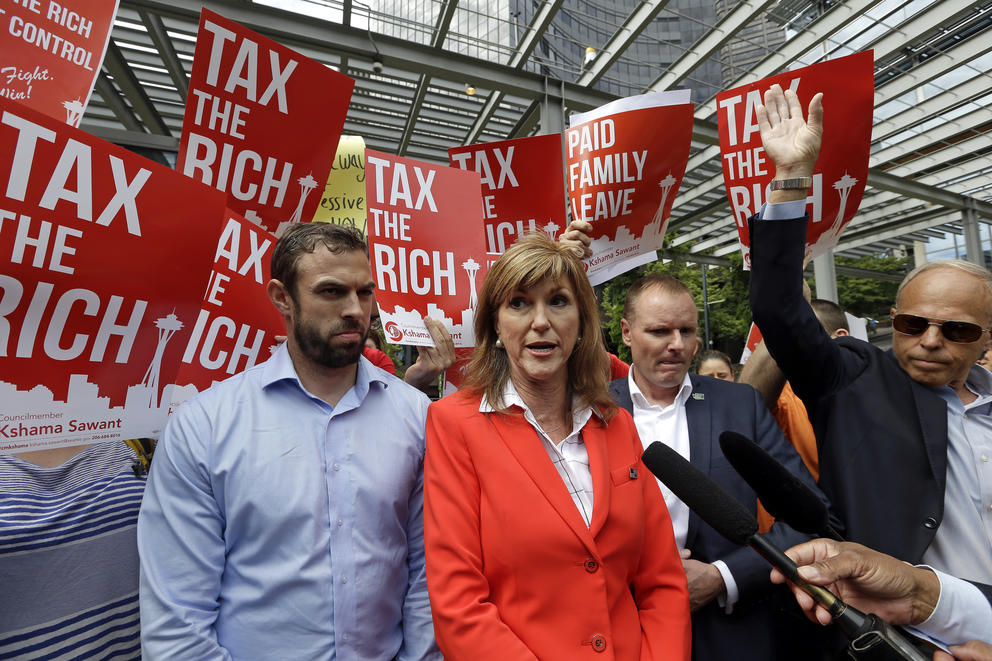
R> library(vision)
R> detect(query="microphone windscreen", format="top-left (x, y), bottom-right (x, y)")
top-left (718, 430), bottom-right (829, 535)
top-left (641, 441), bottom-right (758, 546)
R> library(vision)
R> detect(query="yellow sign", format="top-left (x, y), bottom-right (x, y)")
top-left (313, 135), bottom-right (366, 233)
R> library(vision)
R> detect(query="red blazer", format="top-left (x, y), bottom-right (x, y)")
top-left (424, 390), bottom-right (690, 661)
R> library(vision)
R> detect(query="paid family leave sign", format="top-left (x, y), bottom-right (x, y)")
top-left (566, 91), bottom-right (694, 285)
top-left (365, 150), bottom-right (486, 349)
top-left (0, 100), bottom-right (226, 452)
top-left (717, 51), bottom-right (873, 266)
top-left (449, 134), bottom-right (567, 254)
top-left (170, 209), bottom-right (284, 411)
top-left (177, 9), bottom-right (354, 235)
top-left (0, 0), bottom-right (119, 127)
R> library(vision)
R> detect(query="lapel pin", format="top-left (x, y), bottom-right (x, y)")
top-left (692, 393), bottom-right (705, 400)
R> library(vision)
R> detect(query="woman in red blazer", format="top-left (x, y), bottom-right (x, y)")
top-left (424, 234), bottom-right (690, 660)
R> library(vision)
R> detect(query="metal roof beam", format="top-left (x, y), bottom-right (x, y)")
top-left (872, 75), bottom-right (990, 144)
top-left (871, 107), bottom-right (989, 166)
top-left (693, 0), bottom-right (881, 118)
top-left (647, 0), bottom-right (778, 93)
top-left (122, 0), bottom-right (614, 109)
top-left (462, 0), bottom-right (565, 145)
top-left (85, 125), bottom-right (181, 151)
top-left (575, 0), bottom-right (671, 87)
top-left (102, 41), bottom-right (171, 135)
top-left (398, 0), bottom-right (460, 156)
top-left (139, 10), bottom-right (189, 98)
top-left (92, 74), bottom-right (145, 132)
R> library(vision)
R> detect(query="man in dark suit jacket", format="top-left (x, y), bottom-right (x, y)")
top-left (748, 84), bottom-right (992, 601)
top-left (610, 272), bottom-right (828, 661)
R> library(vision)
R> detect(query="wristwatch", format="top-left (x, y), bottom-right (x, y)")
top-left (769, 177), bottom-right (813, 191)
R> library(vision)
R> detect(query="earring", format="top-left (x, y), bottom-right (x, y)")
top-left (495, 337), bottom-right (503, 348)
top-left (576, 335), bottom-right (582, 343)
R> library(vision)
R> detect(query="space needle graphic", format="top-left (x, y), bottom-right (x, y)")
top-left (541, 221), bottom-right (561, 241)
top-left (288, 173), bottom-right (319, 223)
top-left (462, 258), bottom-right (480, 312)
top-left (140, 312), bottom-right (184, 409)
top-left (62, 99), bottom-right (84, 127)
top-left (651, 173), bottom-right (678, 227)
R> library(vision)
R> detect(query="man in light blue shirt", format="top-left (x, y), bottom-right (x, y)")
top-left (138, 223), bottom-right (440, 661)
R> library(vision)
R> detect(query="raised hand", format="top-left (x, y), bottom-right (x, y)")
top-left (756, 84), bottom-right (823, 180)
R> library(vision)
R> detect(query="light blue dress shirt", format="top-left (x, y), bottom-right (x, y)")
top-left (137, 344), bottom-right (439, 661)
top-left (923, 364), bottom-right (992, 584)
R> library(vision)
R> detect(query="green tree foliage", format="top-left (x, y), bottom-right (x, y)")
top-left (598, 251), bottom-right (753, 363)
top-left (833, 255), bottom-right (910, 319)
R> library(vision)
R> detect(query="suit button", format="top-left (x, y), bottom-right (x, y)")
top-left (584, 558), bottom-right (599, 573)
top-left (923, 517), bottom-right (937, 529)
top-left (591, 634), bottom-right (607, 652)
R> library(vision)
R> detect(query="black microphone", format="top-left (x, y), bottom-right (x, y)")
top-left (718, 430), bottom-right (843, 541)
top-left (641, 441), bottom-right (930, 661)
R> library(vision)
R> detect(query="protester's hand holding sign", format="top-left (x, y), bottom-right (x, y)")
top-left (404, 318), bottom-right (457, 391)
top-left (559, 219), bottom-right (593, 259)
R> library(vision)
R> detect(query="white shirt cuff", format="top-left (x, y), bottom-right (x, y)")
top-left (758, 200), bottom-right (806, 221)
top-left (712, 560), bottom-right (739, 614)
top-left (907, 567), bottom-right (992, 647)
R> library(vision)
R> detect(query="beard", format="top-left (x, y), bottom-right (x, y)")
top-left (292, 315), bottom-right (369, 369)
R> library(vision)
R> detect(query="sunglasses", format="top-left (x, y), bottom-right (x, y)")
top-left (891, 313), bottom-right (989, 344)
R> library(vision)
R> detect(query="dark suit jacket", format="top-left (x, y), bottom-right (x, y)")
top-left (748, 214), bottom-right (992, 606)
top-left (610, 374), bottom-right (827, 661)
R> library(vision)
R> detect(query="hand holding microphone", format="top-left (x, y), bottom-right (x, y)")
top-left (641, 440), bottom-right (931, 661)
top-left (769, 538), bottom-right (940, 628)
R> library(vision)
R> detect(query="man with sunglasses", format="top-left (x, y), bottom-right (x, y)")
top-left (747, 84), bottom-right (992, 613)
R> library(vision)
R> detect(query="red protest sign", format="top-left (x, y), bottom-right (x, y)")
top-left (739, 322), bottom-right (763, 364)
top-left (566, 91), bottom-right (693, 285)
top-left (449, 134), bottom-right (566, 254)
top-left (717, 51), bottom-right (874, 266)
top-left (0, 100), bottom-right (227, 452)
top-left (177, 9), bottom-right (354, 235)
top-left (170, 209), bottom-right (284, 411)
top-left (0, 0), bottom-right (119, 126)
top-left (366, 149), bottom-right (487, 349)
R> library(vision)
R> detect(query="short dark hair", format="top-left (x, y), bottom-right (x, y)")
top-left (810, 299), bottom-right (849, 335)
top-left (270, 222), bottom-right (368, 298)
top-left (623, 273), bottom-right (694, 323)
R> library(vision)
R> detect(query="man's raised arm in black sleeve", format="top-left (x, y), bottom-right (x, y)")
top-left (747, 85), bottom-right (867, 402)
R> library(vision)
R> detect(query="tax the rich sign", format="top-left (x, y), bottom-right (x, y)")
top-left (717, 51), bottom-right (873, 266)
top-left (177, 9), bottom-right (355, 235)
top-left (448, 134), bottom-right (566, 254)
top-left (365, 150), bottom-right (487, 349)
top-left (566, 91), bottom-right (693, 286)
top-left (0, 0), bottom-right (119, 127)
top-left (0, 100), bottom-right (226, 452)
top-left (170, 209), bottom-right (283, 411)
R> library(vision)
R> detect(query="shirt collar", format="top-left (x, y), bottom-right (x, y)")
top-left (628, 368), bottom-right (693, 410)
top-left (260, 342), bottom-right (388, 403)
top-left (964, 363), bottom-right (992, 407)
top-left (478, 379), bottom-right (601, 426)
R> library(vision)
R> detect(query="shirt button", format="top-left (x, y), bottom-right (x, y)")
top-left (333, 463), bottom-right (341, 471)
top-left (591, 634), bottom-right (607, 652)
top-left (341, 576), bottom-right (348, 583)
top-left (584, 558), bottom-right (599, 573)
top-left (923, 517), bottom-right (938, 529)
top-left (342, 634), bottom-right (349, 642)
top-left (337, 518), bottom-right (344, 526)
